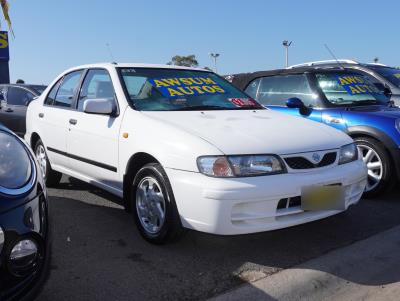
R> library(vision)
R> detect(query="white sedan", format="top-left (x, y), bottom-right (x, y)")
top-left (25, 63), bottom-right (367, 244)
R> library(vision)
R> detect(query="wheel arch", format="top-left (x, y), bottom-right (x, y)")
top-left (346, 126), bottom-right (400, 180)
top-left (123, 152), bottom-right (160, 211)
top-left (30, 132), bottom-right (41, 149)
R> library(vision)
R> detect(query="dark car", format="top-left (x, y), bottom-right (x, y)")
top-left (0, 84), bottom-right (46, 137)
top-left (0, 125), bottom-right (50, 300)
top-left (230, 63), bottom-right (400, 197)
top-left (287, 60), bottom-right (400, 105)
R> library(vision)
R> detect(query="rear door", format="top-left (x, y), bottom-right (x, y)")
top-left (37, 70), bottom-right (84, 169)
top-left (244, 74), bottom-right (322, 122)
top-left (0, 86), bottom-right (36, 136)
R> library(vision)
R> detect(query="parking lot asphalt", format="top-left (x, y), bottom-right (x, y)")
top-left (37, 176), bottom-right (400, 301)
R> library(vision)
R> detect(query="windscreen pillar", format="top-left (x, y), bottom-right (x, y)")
top-left (0, 31), bottom-right (10, 84)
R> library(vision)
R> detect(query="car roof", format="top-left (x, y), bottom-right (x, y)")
top-left (230, 64), bottom-right (393, 90)
top-left (64, 62), bottom-right (208, 73)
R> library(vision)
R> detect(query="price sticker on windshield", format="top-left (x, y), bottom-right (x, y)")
top-left (228, 98), bottom-right (259, 107)
top-left (336, 75), bottom-right (380, 95)
top-left (148, 77), bottom-right (226, 98)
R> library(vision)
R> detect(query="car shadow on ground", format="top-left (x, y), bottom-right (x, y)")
top-left (39, 177), bottom-right (400, 301)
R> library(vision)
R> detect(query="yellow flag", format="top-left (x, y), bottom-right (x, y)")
top-left (0, 0), bottom-right (14, 37)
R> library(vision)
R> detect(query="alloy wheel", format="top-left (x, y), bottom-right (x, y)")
top-left (135, 177), bottom-right (166, 234)
top-left (358, 145), bottom-right (383, 192)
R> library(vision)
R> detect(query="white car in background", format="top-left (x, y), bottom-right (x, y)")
top-left (25, 63), bottom-right (367, 244)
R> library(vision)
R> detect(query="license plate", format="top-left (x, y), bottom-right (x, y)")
top-left (301, 185), bottom-right (345, 211)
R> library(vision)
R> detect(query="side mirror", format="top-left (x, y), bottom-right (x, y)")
top-left (286, 97), bottom-right (311, 116)
top-left (83, 98), bottom-right (114, 115)
top-left (286, 97), bottom-right (305, 109)
top-left (383, 86), bottom-right (392, 98)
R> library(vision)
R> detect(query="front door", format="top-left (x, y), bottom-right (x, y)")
top-left (0, 86), bottom-right (36, 136)
top-left (66, 69), bottom-right (122, 193)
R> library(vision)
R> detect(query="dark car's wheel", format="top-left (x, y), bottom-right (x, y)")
top-left (34, 139), bottom-right (62, 187)
top-left (355, 137), bottom-right (393, 197)
top-left (131, 163), bottom-right (184, 244)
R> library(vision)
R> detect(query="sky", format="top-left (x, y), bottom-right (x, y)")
top-left (6, 0), bottom-right (400, 84)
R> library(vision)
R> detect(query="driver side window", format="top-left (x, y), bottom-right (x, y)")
top-left (251, 75), bottom-right (318, 107)
top-left (78, 69), bottom-right (116, 111)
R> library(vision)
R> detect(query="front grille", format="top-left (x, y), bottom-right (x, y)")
top-left (284, 152), bottom-right (337, 169)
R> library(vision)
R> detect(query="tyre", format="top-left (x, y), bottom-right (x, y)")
top-left (354, 137), bottom-right (393, 198)
top-left (131, 163), bottom-right (184, 244)
top-left (34, 139), bottom-right (62, 187)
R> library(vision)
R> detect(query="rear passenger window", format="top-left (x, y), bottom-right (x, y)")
top-left (7, 87), bottom-right (35, 105)
top-left (250, 75), bottom-right (318, 107)
top-left (45, 80), bottom-right (61, 105)
top-left (47, 70), bottom-right (83, 108)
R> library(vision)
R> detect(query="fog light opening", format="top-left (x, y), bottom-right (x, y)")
top-left (8, 238), bottom-right (41, 277)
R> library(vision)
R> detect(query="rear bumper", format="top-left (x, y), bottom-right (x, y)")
top-left (166, 160), bottom-right (367, 235)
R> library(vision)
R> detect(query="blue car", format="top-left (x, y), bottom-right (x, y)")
top-left (230, 64), bottom-right (400, 197)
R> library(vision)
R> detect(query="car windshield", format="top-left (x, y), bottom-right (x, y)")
top-left (119, 68), bottom-right (264, 111)
top-left (316, 72), bottom-right (389, 106)
top-left (368, 66), bottom-right (400, 88)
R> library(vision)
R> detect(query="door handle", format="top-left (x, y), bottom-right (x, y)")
top-left (69, 119), bottom-right (77, 125)
top-left (5, 108), bottom-right (13, 112)
top-left (38, 113), bottom-right (44, 118)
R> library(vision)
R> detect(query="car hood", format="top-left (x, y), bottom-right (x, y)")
top-left (142, 109), bottom-right (352, 155)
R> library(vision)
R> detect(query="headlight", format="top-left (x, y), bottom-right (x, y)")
top-left (197, 155), bottom-right (286, 177)
top-left (338, 143), bottom-right (358, 165)
top-left (0, 131), bottom-right (35, 195)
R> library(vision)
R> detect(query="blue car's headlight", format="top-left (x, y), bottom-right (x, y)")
top-left (0, 131), bottom-right (35, 195)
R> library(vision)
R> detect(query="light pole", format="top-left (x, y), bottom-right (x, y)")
top-left (209, 53), bottom-right (220, 73)
top-left (282, 40), bottom-right (292, 68)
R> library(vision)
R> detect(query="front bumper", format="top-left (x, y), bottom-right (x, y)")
top-left (166, 159), bottom-right (367, 235)
top-left (0, 192), bottom-right (49, 301)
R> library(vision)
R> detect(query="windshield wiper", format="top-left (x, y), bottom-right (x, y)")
top-left (172, 105), bottom-right (230, 111)
top-left (351, 100), bottom-right (380, 106)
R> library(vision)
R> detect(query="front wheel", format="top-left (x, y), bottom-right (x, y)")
top-left (131, 163), bottom-right (184, 244)
top-left (355, 137), bottom-right (393, 198)
top-left (34, 139), bottom-right (62, 187)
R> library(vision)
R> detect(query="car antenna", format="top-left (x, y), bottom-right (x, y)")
top-left (106, 42), bottom-right (117, 64)
top-left (324, 44), bottom-right (344, 69)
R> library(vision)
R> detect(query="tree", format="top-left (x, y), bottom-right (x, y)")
top-left (0, 1), bottom-right (13, 36)
top-left (167, 55), bottom-right (198, 67)
top-left (16, 79), bottom-right (24, 84)
top-left (203, 66), bottom-right (212, 71)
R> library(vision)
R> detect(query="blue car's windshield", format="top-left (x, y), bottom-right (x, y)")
top-left (368, 66), bottom-right (400, 89)
top-left (316, 72), bottom-right (389, 106)
top-left (119, 68), bottom-right (263, 111)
